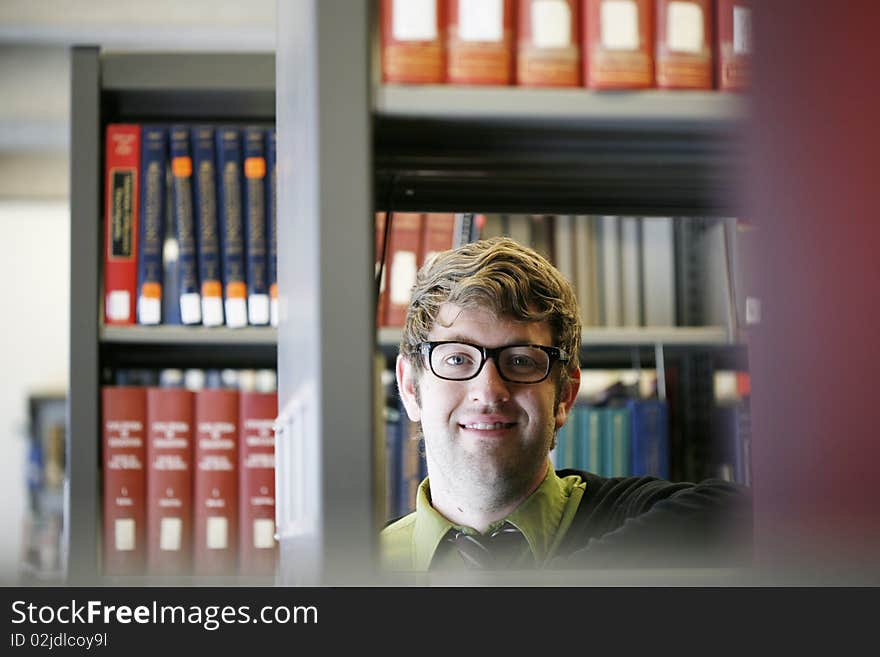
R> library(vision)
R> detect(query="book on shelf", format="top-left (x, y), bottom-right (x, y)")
top-left (641, 216), bottom-right (676, 326)
top-left (420, 212), bottom-right (457, 266)
top-left (169, 125), bottom-right (202, 326)
top-left (193, 388), bottom-right (240, 575)
top-left (716, 0), bottom-right (751, 92)
top-left (516, 0), bottom-right (581, 87)
top-left (579, 405), bottom-right (604, 474)
top-left (529, 214), bottom-right (555, 262)
top-left (216, 126), bottom-right (248, 328)
top-left (655, 0), bottom-right (714, 90)
top-left (380, 0), bottom-right (446, 84)
top-left (266, 128), bottom-right (279, 328)
top-left (583, 0), bottom-right (654, 89)
top-left (136, 126), bottom-right (167, 326)
top-left (243, 126), bottom-right (270, 326)
top-left (628, 397), bottom-right (670, 478)
top-left (101, 386), bottom-right (147, 575)
top-left (145, 387), bottom-right (194, 575)
top-left (574, 215), bottom-right (600, 327)
top-left (382, 212), bottom-right (423, 327)
top-left (597, 215), bottom-right (622, 327)
top-left (104, 124), bottom-right (140, 326)
top-left (602, 403), bottom-right (631, 477)
top-left (552, 214), bottom-right (576, 291)
top-left (507, 213), bottom-right (531, 247)
top-left (162, 160), bottom-right (182, 326)
top-left (447, 0), bottom-right (515, 85)
top-left (619, 216), bottom-right (642, 327)
top-left (191, 125), bottom-right (225, 328)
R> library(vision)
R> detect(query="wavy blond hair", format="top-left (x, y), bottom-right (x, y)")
top-left (400, 236), bottom-right (581, 392)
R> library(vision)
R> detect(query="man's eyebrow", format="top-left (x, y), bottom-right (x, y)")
top-left (439, 335), bottom-right (536, 347)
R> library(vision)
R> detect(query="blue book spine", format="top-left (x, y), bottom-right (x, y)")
top-left (136, 125), bottom-right (167, 325)
top-left (628, 399), bottom-right (670, 479)
top-left (190, 126), bottom-right (224, 327)
top-left (243, 126), bottom-right (269, 325)
top-left (582, 406), bottom-right (604, 475)
top-left (555, 419), bottom-right (570, 469)
top-left (215, 127), bottom-right (247, 328)
top-left (602, 404), bottom-right (631, 477)
top-left (169, 125), bottom-right (202, 325)
top-left (266, 128), bottom-right (278, 327)
top-left (162, 161), bottom-right (181, 325)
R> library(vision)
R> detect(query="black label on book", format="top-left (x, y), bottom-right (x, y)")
top-left (111, 169), bottom-right (135, 258)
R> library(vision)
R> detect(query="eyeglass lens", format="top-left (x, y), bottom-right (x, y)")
top-left (430, 343), bottom-right (551, 382)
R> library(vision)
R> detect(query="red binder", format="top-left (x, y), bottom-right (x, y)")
top-left (716, 0), bottom-right (751, 91)
top-left (382, 213), bottom-right (424, 327)
top-left (517, 0), bottom-right (581, 87)
top-left (447, 0), bottom-right (515, 85)
top-left (656, 0), bottom-right (714, 89)
top-left (381, 0), bottom-right (446, 83)
top-left (583, 0), bottom-right (654, 89)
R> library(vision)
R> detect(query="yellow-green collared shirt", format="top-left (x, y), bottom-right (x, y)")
top-left (380, 462), bottom-right (586, 571)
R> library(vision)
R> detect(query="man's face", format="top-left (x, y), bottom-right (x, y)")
top-left (397, 303), bottom-right (580, 499)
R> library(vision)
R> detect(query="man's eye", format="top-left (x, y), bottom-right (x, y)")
top-left (444, 353), bottom-right (473, 367)
top-left (510, 355), bottom-right (537, 369)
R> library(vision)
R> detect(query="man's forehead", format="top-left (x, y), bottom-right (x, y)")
top-left (429, 303), bottom-right (552, 344)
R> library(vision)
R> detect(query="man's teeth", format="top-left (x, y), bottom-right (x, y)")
top-left (463, 422), bottom-right (511, 430)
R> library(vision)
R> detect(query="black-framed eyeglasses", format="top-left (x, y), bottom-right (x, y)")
top-left (416, 341), bottom-right (569, 384)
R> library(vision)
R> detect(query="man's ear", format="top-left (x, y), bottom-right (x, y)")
top-left (554, 367), bottom-right (581, 430)
top-left (396, 353), bottom-right (422, 423)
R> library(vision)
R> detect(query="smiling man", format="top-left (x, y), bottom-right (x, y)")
top-left (380, 237), bottom-right (752, 572)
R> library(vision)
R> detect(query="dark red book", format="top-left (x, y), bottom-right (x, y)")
top-left (381, 0), bottom-right (446, 83)
top-left (238, 391), bottom-right (278, 576)
top-left (516, 0), bottom-right (581, 87)
top-left (655, 0), bottom-right (713, 89)
top-left (103, 124), bottom-right (140, 325)
top-left (193, 389), bottom-right (239, 575)
top-left (382, 212), bottom-right (424, 327)
top-left (101, 386), bottom-right (147, 575)
top-left (420, 213), bottom-right (456, 265)
top-left (583, 0), bottom-right (654, 89)
top-left (447, 0), bottom-right (515, 85)
top-left (146, 387), bottom-right (194, 575)
top-left (716, 0), bottom-right (751, 91)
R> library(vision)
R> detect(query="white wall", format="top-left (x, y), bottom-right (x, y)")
top-left (0, 200), bottom-right (70, 583)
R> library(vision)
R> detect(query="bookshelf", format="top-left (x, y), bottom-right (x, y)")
top-left (68, 47), bottom-right (276, 585)
top-left (274, 3), bottom-right (748, 585)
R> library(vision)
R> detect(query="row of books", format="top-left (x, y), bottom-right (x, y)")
top-left (381, 0), bottom-right (750, 91)
top-left (101, 372), bottom-right (278, 577)
top-left (103, 123), bottom-right (277, 329)
top-left (377, 212), bottom-right (680, 328)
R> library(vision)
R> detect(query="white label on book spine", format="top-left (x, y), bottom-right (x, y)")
top-left (206, 516), bottom-right (228, 550)
top-left (138, 296), bottom-right (161, 325)
top-left (159, 517), bottom-right (182, 551)
top-left (248, 294), bottom-right (270, 326)
top-left (202, 296), bottom-right (224, 327)
top-left (393, 0), bottom-right (437, 41)
top-left (601, 0), bottom-right (640, 51)
top-left (667, 2), bottom-right (704, 54)
top-left (460, 0), bottom-right (503, 42)
top-left (390, 250), bottom-right (417, 305)
top-left (107, 290), bottom-right (131, 321)
top-left (115, 518), bottom-right (136, 551)
top-left (225, 298), bottom-right (247, 328)
top-left (733, 6), bottom-right (752, 54)
top-left (180, 292), bottom-right (202, 325)
top-left (254, 519), bottom-right (276, 549)
top-left (532, 0), bottom-right (571, 49)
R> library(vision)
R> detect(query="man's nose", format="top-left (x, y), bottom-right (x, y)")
top-left (468, 357), bottom-right (511, 404)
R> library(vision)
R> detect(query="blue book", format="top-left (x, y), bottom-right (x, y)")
top-left (243, 126), bottom-right (270, 325)
top-left (579, 406), bottom-right (604, 475)
top-left (628, 398), bottom-right (670, 479)
top-left (215, 127), bottom-right (247, 328)
top-left (136, 125), bottom-right (167, 325)
top-left (190, 126), bottom-right (224, 327)
top-left (162, 161), bottom-right (181, 325)
top-left (602, 404), bottom-right (631, 477)
top-left (169, 125), bottom-right (202, 325)
top-left (555, 416), bottom-right (572, 469)
top-left (266, 128), bottom-right (278, 327)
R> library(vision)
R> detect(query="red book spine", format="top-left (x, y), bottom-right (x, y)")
top-left (382, 213), bottom-right (424, 327)
top-left (239, 391), bottom-right (279, 576)
top-left (381, 0), bottom-right (447, 83)
top-left (193, 389), bottom-right (239, 575)
top-left (146, 388), bottom-right (194, 575)
top-left (716, 0), bottom-right (751, 91)
top-left (420, 213), bottom-right (457, 265)
top-left (103, 124), bottom-right (140, 325)
top-left (655, 0), bottom-right (713, 89)
top-left (583, 0), bottom-right (654, 89)
top-left (447, 0), bottom-right (515, 85)
top-left (517, 0), bottom-right (581, 87)
top-left (101, 386), bottom-right (147, 575)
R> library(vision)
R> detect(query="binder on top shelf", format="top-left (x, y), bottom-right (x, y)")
top-left (193, 388), bottom-right (239, 575)
top-left (516, 0), bottom-right (581, 87)
top-left (169, 125), bottom-right (202, 325)
top-left (101, 385), bottom-right (147, 575)
top-left (583, 0), bottom-right (654, 89)
top-left (447, 0), bottom-right (515, 85)
top-left (191, 126), bottom-right (224, 327)
top-left (380, 0), bottom-right (446, 84)
top-left (243, 126), bottom-right (270, 326)
top-left (136, 126), bottom-right (167, 326)
top-left (420, 213), bottom-right (456, 266)
top-left (655, 0), bottom-right (713, 89)
top-left (266, 128), bottom-right (278, 328)
top-left (238, 386), bottom-right (278, 576)
top-left (103, 124), bottom-right (140, 326)
top-left (146, 387), bottom-right (194, 575)
top-left (716, 0), bottom-right (751, 92)
top-left (216, 127), bottom-right (248, 328)
top-left (383, 212), bottom-right (423, 327)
